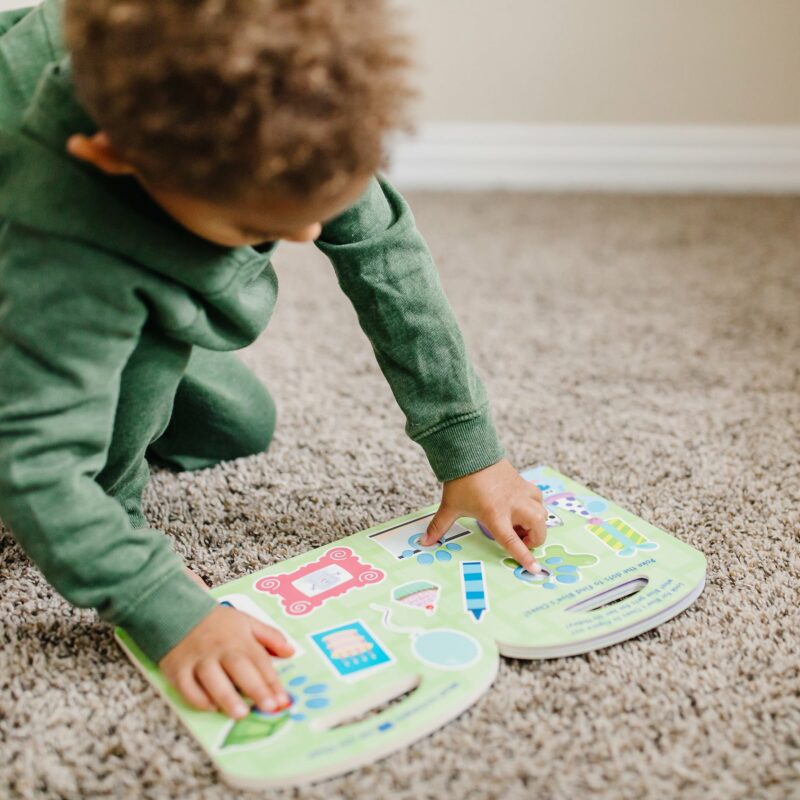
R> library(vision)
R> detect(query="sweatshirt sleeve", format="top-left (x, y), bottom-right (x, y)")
top-left (0, 225), bottom-right (216, 663)
top-left (315, 175), bottom-right (505, 482)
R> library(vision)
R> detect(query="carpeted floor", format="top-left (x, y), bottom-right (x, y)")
top-left (2, 192), bottom-right (799, 799)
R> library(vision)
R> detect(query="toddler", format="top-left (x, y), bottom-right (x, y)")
top-left (0, 0), bottom-right (547, 720)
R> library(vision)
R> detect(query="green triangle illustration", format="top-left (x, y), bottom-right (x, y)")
top-left (221, 709), bottom-right (290, 749)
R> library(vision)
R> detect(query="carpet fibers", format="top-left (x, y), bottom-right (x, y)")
top-left (2, 192), bottom-right (799, 799)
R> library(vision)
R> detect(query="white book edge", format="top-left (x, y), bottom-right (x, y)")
top-left (497, 576), bottom-right (706, 660)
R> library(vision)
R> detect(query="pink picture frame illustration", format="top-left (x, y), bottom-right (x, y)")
top-left (254, 547), bottom-right (385, 616)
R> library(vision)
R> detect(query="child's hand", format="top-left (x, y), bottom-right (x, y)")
top-left (159, 605), bottom-right (294, 719)
top-left (421, 458), bottom-right (547, 573)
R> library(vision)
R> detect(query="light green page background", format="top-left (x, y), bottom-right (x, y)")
top-left (117, 466), bottom-right (707, 788)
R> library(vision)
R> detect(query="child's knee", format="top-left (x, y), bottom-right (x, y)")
top-left (233, 382), bottom-right (277, 457)
top-left (146, 379), bottom-right (276, 471)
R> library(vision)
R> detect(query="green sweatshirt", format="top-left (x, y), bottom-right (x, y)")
top-left (0, 0), bottom-right (504, 662)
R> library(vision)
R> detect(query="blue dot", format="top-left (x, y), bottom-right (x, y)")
top-left (400, 549), bottom-right (415, 559)
top-left (557, 564), bottom-right (578, 573)
top-left (417, 553), bottom-right (434, 565)
top-left (543, 583), bottom-right (558, 590)
top-left (305, 697), bottom-right (330, 709)
top-left (435, 549), bottom-right (452, 562)
top-left (586, 500), bottom-right (606, 513)
top-left (288, 675), bottom-right (307, 687)
top-left (445, 542), bottom-right (462, 552)
top-left (378, 722), bottom-right (393, 732)
top-left (290, 713), bottom-right (306, 722)
top-left (556, 574), bottom-right (578, 584)
top-left (545, 557), bottom-right (563, 565)
top-left (304, 683), bottom-right (327, 695)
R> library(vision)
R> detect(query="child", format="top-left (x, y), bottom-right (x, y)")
top-left (0, 0), bottom-right (547, 721)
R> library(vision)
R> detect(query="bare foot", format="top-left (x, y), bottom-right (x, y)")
top-left (184, 567), bottom-right (210, 591)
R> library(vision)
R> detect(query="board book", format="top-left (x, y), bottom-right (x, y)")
top-left (116, 466), bottom-right (707, 789)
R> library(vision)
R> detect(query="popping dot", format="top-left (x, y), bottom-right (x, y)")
top-left (445, 542), bottom-right (462, 552)
top-left (304, 684), bottom-right (327, 695)
top-left (400, 549), bottom-right (415, 559)
top-left (556, 573), bottom-right (578, 584)
top-left (305, 697), bottom-right (330, 710)
top-left (586, 500), bottom-right (606, 513)
top-left (557, 564), bottom-right (578, 573)
top-left (435, 549), bottom-right (452, 562)
top-left (290, 713), bottom-right (306, 722)
top-left (544, 557), bottom-right (564, 565)
top-left (543, 583), bottom-right (558, 590)
top-left (417, 553), bottom-right (434, 565)
top-left (288, 675), bottom-right (307, 687)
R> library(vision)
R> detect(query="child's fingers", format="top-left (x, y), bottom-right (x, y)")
top-left (174, 668), bottom-right (217, 712)
top-left (421, 504), bottom-right (459, 546)
top-left (195, 659), bottom-right (250, 719)
top-left (527, 483), bottom-right (544, 502)
top-left (252, 620), bottom-right (294, 658)
top-left (515, 524), bottom-right (536, 550)
top-left (221, 655), bottom-right (277, 713)
top-left (515, 502), bottom-right (547, 548)
top-left (249, 644), bottom-right (291, 708)
top-left (487, 515), bottom-right (541, 573)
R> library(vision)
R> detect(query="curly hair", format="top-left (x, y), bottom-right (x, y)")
top-left (64, 0), bottom-right (414, 201)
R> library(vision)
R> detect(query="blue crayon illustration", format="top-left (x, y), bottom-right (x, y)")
top-left (460, 560), bottom-right (489, 622)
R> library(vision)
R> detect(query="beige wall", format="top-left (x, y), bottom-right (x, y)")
top-left (403, 0), bottom-right (800, 125)
top-left (3, 0), bottom-right (797, 125)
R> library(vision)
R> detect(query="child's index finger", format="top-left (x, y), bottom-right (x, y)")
top-left (496, 521), bottom-right (541, 573)
top-left (479, 516), bottom-right (541, 572)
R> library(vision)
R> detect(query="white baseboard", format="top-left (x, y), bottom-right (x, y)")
top-left (385, 123), bottom-right (800, 194)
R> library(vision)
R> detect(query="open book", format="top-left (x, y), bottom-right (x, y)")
top-left (117, 466), bottom-right (707, 789)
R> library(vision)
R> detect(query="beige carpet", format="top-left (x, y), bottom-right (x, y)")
top-left (2, 192), bottom-right (799, 799)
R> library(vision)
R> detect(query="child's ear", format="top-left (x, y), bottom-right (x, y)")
top-left (66, 131), bottom-right (137, 176)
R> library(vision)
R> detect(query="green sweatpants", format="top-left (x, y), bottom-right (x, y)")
top-left (96, 331), bottom-right (276, 529)
top-left (146, 347), bottom-right (276, 473)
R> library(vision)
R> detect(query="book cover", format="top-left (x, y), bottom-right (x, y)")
top-left (116, 466), bottom-right (706, 788)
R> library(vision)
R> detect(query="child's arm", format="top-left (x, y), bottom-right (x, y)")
top-left (316, 177), bottom-right (546, 570)
top-left (0, 228), bottom-right (288, 716)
